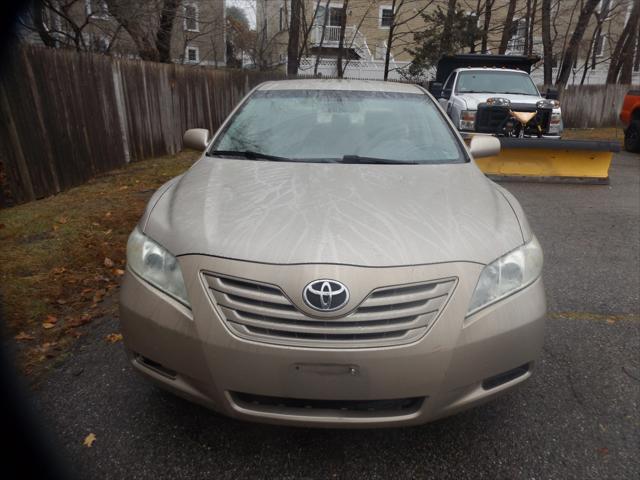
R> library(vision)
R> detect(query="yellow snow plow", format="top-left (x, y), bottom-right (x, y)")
top-left (473, 137), bottom-right (620, 184)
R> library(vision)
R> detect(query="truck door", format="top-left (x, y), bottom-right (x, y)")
top-left (439, 73), bottom-right (456, 117)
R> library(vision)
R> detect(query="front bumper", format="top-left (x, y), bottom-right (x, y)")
top-left (120, 256), bottom-right (546, 428)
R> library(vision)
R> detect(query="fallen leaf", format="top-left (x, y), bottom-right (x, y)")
top-left (15, 331), bottom-right (35, 341)
top-left (105, 211), bottom-right (112, 218)
top-left (56, 298), bottom-right (68, 305)
top-left (83, 433), bottom-right (96, 448)
top-left (606, 318), bottom-right (616, 325)
top-left (56, 216), bottom-right (68, 224)
top-left (66, 313), bottom-right (93, 328)
top-left (113, 268), bottom-right (125, 276)
top-left (104, 257), bottom-right (114, 268)
top-left (42, 315), bottom-right (58, 329)
top-left (597, 447), bottom-right (609, 456)
top-left (105, 333), bottom-right (123, 343)
top-left (51, 267), bottom-right (66, 275)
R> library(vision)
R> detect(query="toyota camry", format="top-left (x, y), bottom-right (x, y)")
top-left (120, 79), bottom-right (546, 427)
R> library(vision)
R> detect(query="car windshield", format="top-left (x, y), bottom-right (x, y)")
top-left (210, 89), bottom-right (466, 164)
top-left (456, 71), bottom-right (539, 96)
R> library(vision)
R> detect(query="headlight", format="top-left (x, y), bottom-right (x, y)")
top-left (486, 97), bottom-right (511, 107)
top-left (467, 236), bottom-right (543, 316)
top-left (126, 226), bottom-right (190, 307)
top-left (536, 99), bottom-right (560, 109)
top-left (459, 110), bottom-right (476, 131)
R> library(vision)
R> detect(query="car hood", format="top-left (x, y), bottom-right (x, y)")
top-left (144, 157), bottom-right (525, 266)
top-left (461, 93), bottom-right (541, 110)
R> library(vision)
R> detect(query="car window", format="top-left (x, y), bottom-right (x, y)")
top-left (211, 89), bottom-right (467, 164)
top-left (455, 71), bottom-right (539, 96)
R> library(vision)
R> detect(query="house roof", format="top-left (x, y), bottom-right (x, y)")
top-left (257, 79), bottom-right (423, 94)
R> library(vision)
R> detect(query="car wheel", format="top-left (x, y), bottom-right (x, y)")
top-left (624, 120), bottom-right (640, 153)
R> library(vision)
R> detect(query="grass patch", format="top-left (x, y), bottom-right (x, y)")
top-left (0, 151), bottom-right (199, 377)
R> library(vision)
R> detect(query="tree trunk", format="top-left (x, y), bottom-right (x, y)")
top-left (606, 1), bottom-right (639, 83)
top-left (528, 0), bottom-right (537, 55)
top-left (32, 1), bottom-right (58, 48)
top-left (541, 0), bottom-right (553, 85)
top-left (156, 0), bottom-right (180, 63)
top-left (440, 0), bottom-right (457, 54)
top-left (607, 1), bottom-right (639, 83)
top-left (523, 0), bottom-right (531, 54)
top-left (314, 0), bottom-right (331, 75)
top-left (383, 0), bottom-right (397, 80)
top-left (499, 0), bottom-right (517, 54)
top-left (481, 0), bottom-right (494, 53)
top-left (287, 0), bottom-right (302, 75)
top-left (336, 0), bottom-right (349, 78)
top-left (556, 0), bottom-right (600, 87)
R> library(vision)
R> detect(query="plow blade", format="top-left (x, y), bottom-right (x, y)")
top-left (474, 138), bottom-right (620, 184)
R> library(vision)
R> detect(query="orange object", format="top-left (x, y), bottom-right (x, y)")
top-left (619, 90), bottom-right (640, 127)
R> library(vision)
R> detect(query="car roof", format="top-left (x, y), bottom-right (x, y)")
top-left (257, 79), bottom-right (424, 94)
top-left (454, 67), bottom-right (529, 75)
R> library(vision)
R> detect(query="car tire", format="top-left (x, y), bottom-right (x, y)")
top-left (624, 120), bottom-right (640, 153)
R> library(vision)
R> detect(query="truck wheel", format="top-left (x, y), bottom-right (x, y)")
top-left (625, 120), bottom-right (640, 153)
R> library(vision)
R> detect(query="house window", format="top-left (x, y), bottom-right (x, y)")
top-left (185, 46), bottom-right (199, 63)
top-left (184, 3), bottom-right (199, 32)
top-left (380, 7), bottom-right (393, 28)
top-left (594, 34), bottom-right (606, 57)
top-left (328, 6), bottom-right (345, 27)
top-left (279, 6), bottom-right (285, 31)
top-left (85, 0), bottom-right (109, 19)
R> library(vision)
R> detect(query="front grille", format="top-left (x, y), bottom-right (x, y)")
top-left (203, 273), bottom-right (456, 348)
top-left (231, 392), bottom-right (425, 415)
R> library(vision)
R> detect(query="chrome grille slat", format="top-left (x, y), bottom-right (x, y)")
top-left (203, 272), bottom-right (456, 348)
top-left (361, 282), bottom-right (453, 307)
top-left (228, 322), bottom-right (428, 347)
top-left (205, 275), bottom-right (290, 305)
top-left (221, 306), bottom-right (432, 335)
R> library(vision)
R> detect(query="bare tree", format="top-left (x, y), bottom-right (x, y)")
top-left (335, 0), bottom-right (350, 78)
top-left (440, 0), bottom-right (457, 53)
top-left (382, 0), bottom-right (434, 80)
top-left (19, 0), bottom-right (122, 53)
top-left (606, 0), bottom-right (639, 83)
top-left (104, 0), bottom-right (182, 62)
top-left (287, 0), bottom-right (302, 74)
top-left (540, 0), bottom-right (553, 84)
top-left (499, 0), bottom-right (518, 54)
top-left (481, 0), bottom-right (495, 53)
top-left (555, 0), bottom-right (600, 86)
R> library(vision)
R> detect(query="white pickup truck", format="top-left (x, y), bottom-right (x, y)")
top-left (429, 55), bottom-right (563, 138)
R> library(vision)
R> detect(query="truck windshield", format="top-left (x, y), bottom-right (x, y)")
top-left (210, 90), bottom-right (466, 164)
top-left (456, 71), bottom-right (539, 96)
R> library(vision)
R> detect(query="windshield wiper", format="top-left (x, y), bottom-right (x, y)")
top-left (207, 150), bottom-right (293, 162)
top-left (340, 155), bottom-right (418, 165)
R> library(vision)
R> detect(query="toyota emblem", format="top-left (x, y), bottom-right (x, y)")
top-left (303, 280), bottom-right (349, 312)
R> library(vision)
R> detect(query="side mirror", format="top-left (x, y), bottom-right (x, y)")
top-left (429, 81), bottom-right (443, 99)
top-left (545, 88), bottom-right (559, 100)
top-left (469, 135), bottom-right (500, 159)
top-left (183, 128), bottom-right (210, 151)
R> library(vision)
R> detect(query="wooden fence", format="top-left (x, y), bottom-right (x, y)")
top-left (558, 84), bottom-right (632, 129)
top-left (0, 46), bottom-right (636, 206)
top-left (0, 46), bottom-right (285, 206)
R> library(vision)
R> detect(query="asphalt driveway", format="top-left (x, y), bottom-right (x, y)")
top-left (18, 152), bottom-right (640, 479)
